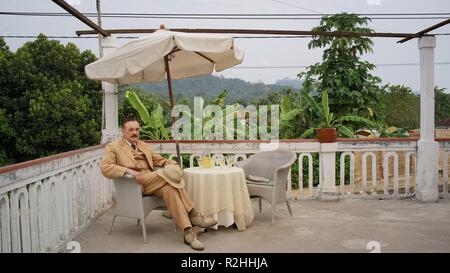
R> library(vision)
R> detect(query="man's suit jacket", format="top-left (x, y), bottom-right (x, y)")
top-left (100, 138), bottom-right (177, 179)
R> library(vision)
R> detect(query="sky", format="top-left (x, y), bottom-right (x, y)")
top-left (1, 0), bottom-right (450, 93)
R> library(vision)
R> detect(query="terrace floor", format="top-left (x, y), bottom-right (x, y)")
top-left (74, 197), bottom-right (450, 253)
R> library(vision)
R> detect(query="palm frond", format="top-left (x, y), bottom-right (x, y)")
top-left (124, 90), bottom-right (151, 124)
top-left (336, 125), bottom-right (355, 138)
top-left (300, 91), bottom-right (324, 119)
top-left (299, 127), bottom-right (316, 139)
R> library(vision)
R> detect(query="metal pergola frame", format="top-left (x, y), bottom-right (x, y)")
top-left (52, 0), bottom-right (449, 42)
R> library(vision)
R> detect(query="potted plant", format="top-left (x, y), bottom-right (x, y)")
top-left (299, 90), bottom-right (378, 143)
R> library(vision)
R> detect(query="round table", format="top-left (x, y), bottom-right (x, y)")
top-left (183, 166), bottom-right (254, 231)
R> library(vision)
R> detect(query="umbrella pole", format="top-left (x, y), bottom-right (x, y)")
top-left (164, 55), bottom-right (182, 168)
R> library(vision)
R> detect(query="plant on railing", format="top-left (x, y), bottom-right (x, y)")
top-left (124, 90), bottom-right (170, 140)
top-left (299, 90), bottom-right (378, 139)
top-left (355, 124), bottom-right (409, 138)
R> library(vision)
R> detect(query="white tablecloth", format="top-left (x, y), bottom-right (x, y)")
top-left (183, 167), bottom-right (254, 231)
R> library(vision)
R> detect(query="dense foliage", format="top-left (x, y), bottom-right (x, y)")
top-left (0, 35), bottom-right (101, 166)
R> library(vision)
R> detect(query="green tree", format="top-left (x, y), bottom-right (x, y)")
top-left (0, 35), bottom-right (101, 165)
top-left (298, 13), bottom-right (382, 117)
top-left (0, 39), bottom-right (16, 165)
top-left (378, 84), bottom-right (420, 130)
top-left (435, 86), bottom-right (450, 123)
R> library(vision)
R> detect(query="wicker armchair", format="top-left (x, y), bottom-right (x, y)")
top-left (108, 174), bottom-right (172, 243)
top-left (235, 150), bottom-right (297, 224)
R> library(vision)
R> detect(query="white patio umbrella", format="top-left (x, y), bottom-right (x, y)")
top-left (85, 27), bottom-right (244, 166)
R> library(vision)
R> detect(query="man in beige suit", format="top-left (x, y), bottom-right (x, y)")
top-left (100, 117), bottom-right (216, 250)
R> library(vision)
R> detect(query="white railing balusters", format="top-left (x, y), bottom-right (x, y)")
top-left (44, 176), bottom-right (56, 250)
top-left (82, 165), bottom-right (89, 225)
top-left (211, 154), bottom-right (224, 167)
top-left (10, 187), bottom-right (31, 252)
top-left (287, 168), bottom-right (292, 197)
top-left (340, 152), bottom-right (355, 196)
top-left (443, 150), bottom-right (449, 196)
top-left (56, 174), bottom-right (65, 243)
top-left (0, 193), bottom-right (11, 253)
top-left (61, 174), bottom-right (69, 241)
top-left (189, 154), bottom-right (201, 168)
top-left (84, 164), bottom-right (93, 218)
top-left (234, 154), bottom-right (248, 163)
top-left (383, 152), bottom-right (399, 196)
top-left (68, 170), bottom-right (76, 235)
top-left (362, 152), bottom-right (377, 196)
top-left (28, 181), bottom-right (44, 252)
top-left (93, 162), bottom-right (99, 213)
top-left (298, 153), bottom-right (314, 199)
top-left (405, 152), bottom-right (416, 195)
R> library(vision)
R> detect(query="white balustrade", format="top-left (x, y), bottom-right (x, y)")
top-left (1, 139), bottom-right (449, 252)
top-left (0, 145), bottom-right (112, 253)
top-left (149, 140), bottom-right (450, 200)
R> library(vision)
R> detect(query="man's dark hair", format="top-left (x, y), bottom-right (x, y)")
top-left (122, 117), bottom-right (139, 128)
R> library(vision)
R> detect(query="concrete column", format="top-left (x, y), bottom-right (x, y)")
top-left (100, 36), bottom-right (121, 143)
top-left (319, 142), bottom-right (338, 201)
top-left (415, 36), bottom-right (439, 202)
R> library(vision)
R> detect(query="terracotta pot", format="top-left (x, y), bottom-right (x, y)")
top-left (317, 128), bottom-right (337, 143)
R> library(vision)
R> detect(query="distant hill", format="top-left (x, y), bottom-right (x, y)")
top-left (275, 77), bottom-right (304, 89)
top-left (121, 75), bottom-right (302, 104)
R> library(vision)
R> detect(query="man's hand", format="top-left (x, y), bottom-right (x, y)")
top-left (134, 172), bottom-right (145, 185)
top-left (126, 169), bottom-right (145, 185)
top-left (166, 162), bottom-right (180, 168)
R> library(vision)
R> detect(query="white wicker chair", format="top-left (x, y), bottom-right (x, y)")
top-left (108, 174), bottom-right (174, 243)
top-left (235, 150), bottom-right (297, 224)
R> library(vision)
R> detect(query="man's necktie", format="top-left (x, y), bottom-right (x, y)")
top-left (131, 143), bottom-right (137, 151)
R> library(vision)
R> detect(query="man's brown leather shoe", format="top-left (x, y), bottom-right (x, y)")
top-left (190, 214), bottom-right (218, 228)
top-left (184, 231), bottom-right (204, 251)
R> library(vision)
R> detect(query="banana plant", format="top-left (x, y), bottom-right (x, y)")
top-left (174, 92), bottom-right (247, 140)
top-left (124, 90), bottom-right (170, 140)
top-left (211, 90), bottom-right (228, 107)
top-left (279, 95), bottom-right (303, 138)
top-left (299, 90), bottom-right (378, 138)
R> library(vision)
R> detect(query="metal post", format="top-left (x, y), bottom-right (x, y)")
top-left (164, 55), bottom-right (182, 167)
